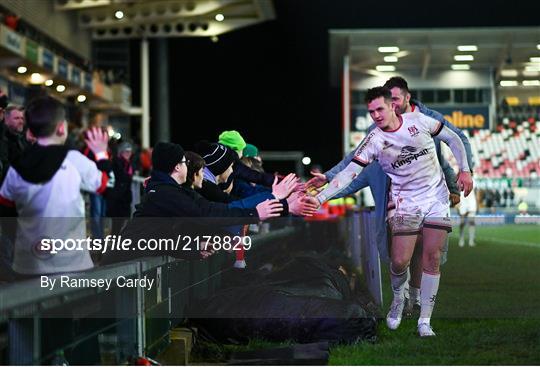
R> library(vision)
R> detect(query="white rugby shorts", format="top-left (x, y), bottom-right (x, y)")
top-left (388, 196), bottom-right (452, 236)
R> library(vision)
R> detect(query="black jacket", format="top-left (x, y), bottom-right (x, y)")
top-left (0, 124), bottom-right (30, 186)
top-left (137, 172), bottom-right (259, 219)
top-left (198, 179), bottom-right (238, 203)
top-left (100, 171), bottom-right (259, 265)
top-left (106, 156), bottom-right (133, 217)
top-left (232, 159), bottom-right (275, 187)
top-left (217, 159), bottom-right (275, 193)
top-left (197, 179), bottom-right (289, 215)
top-left (0, 123), bottom-right (8, 186)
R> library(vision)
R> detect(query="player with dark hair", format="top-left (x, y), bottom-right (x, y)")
top-left (307, 86), bottom-right (472, 336)
top-left (308, 76), bottom-right (474, 317)
top-left (458, 182), bottom-right (478, 247)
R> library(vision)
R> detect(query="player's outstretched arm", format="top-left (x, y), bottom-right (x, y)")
top-left (306, 148), bottom-right (356, 191)
top-left (315, 161), bottom-right (363, 205)
top-left (331, 164), bottom-right (373, 199)
top-left (323, 149), bottom-right (355, 182)
top-left (308, 156), bottom-right (372, 198)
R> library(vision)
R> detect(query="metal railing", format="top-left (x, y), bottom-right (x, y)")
top-left (0, 227), bottom-right (299, 365)
top-left (0, 205), bottom-right (388, 365)
top-left (346, 209), bottom-right (383, 307)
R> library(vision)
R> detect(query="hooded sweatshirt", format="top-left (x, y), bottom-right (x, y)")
top-left (0, 144), bottom-right (111, 275)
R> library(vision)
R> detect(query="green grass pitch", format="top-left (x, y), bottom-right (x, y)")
top-left (330, 224), bottom-right (540, 365)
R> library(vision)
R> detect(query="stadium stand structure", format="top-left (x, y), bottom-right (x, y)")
top-left (444, 109), bottom-right (540, 179)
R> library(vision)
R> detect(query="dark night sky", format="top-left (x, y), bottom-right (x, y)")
top-left (163, 0), bottom-right (540, 173)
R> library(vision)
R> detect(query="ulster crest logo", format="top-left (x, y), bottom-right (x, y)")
top-left (408, 125), bottom-right (420, 137)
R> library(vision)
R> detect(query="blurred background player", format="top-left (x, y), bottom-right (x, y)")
top-left (517, 199), bottom-right (529, 215)
top-left (458, 180), bottom-right (478, 247)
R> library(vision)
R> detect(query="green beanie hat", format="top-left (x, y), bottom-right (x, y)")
top-left (243, 143), bottom-right (259, 158)
top-left (218, 130), bottom-right (247, 152)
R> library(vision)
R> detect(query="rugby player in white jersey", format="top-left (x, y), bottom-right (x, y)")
top-left (458, 182), bottom-right (478, 247)
top-left (308, 86), bottom-right (473, 336)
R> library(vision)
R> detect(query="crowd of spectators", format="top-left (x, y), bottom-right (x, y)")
top-left (477, 188), bottom-right (516, 210)
top-left (0, 93), bottom-right (318, 280)
top-left (0, 90), bottom-right (536, 280)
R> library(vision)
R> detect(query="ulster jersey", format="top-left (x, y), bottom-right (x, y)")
top-left (0, 150), bottom-right (106, 275)
top-left (353, 110), bottom-right (448, 203)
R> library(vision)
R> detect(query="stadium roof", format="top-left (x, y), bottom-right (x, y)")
top-left (53, 0), bottom-right (275, 40)
top-left (330, 27), bottom-right (540, 86)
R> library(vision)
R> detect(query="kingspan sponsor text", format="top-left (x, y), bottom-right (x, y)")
top-left (391, 148), bottom-right (429, 169)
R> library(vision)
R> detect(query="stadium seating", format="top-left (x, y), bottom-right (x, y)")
top-left (443, 116), bottom-right (540, 179)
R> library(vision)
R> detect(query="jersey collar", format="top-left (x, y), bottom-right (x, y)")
top-left (383, 114), bottom-right (403, 133)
